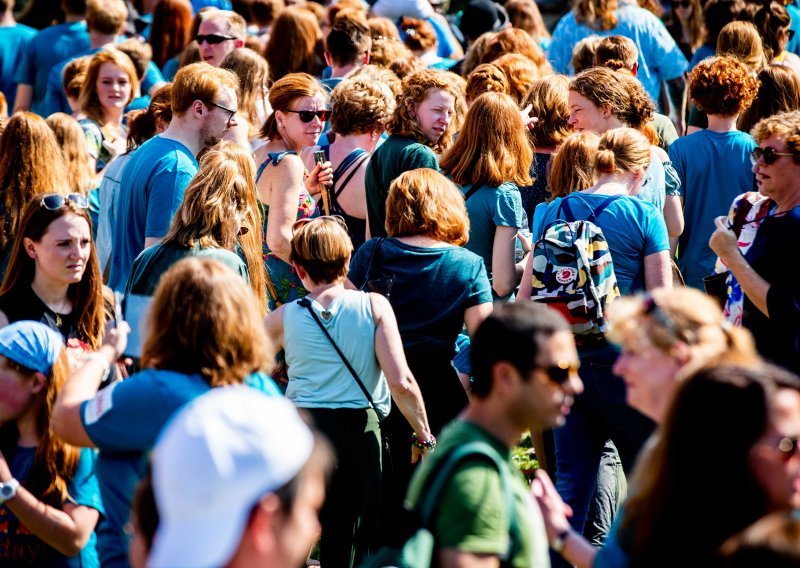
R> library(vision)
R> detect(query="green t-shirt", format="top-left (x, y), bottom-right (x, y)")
top-left (364, 135), bottom-right (439, 238)
top-left (125, 242), bottom-right (250, 296)
top-left (653, 112), bottom-right (679, 151)
top-left (406, 420), bottom-right (550, 568)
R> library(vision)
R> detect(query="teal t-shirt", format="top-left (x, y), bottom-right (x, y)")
top-left (125, 242), bottom-right (250, 296)
top-left (669, 129), bottom-right (756, 289)
top-left (349, 238), bottom-right (492, 354)
top-left (533, 193), bottom-right (669, 295)
top-left (0, 24), bottom-right (36, 109)
top-left (460, 182), bottom-right (526, 279)
top-left (364, 135), bottom-right (439, 238)
top-left (108, 136), bottom-right (198, 291)
top-left (406, 420), bottom-right (551, 568)
top-left (80, 370), bottom-right (278, 567)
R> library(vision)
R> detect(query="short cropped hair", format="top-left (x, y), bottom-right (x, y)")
top-left (329, 77), bottom-right (395, 136)
top-left (751, 110), bottom-right (800, 164)
top-left (325, 17), bottom-right (372, 67)
top-left (201, 9), bottom-right (247, 39)
top-left (471, 303), bottom-right (570, 398)
top-left (385, 168), bottom-right (469, 245)
top-left (290, 217), bottom-right (353, 284)
top-left (171, 62), bottom-right (240, 117)
top-left (86, 0), bottom-right (128, 35)
top-left (690, 56), bottom-right (759, 117)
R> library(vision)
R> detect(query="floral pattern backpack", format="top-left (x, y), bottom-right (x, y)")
top-left (530, 195), bottom-right (622, 336)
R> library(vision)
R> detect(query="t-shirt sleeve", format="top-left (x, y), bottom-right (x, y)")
top-left (467, 256), bottom-right (493, 307)
top-left (81, 122), bottom-right (103, 160)
top-left (644, 14), bottom-right (689, 80)
top-left (434, 461), bottom-right (510, 555)
top-left (766, 276), bottom-right (800, 331)
top-left (667, 143), bottom-right (686, 198)
top-left (144, 159), bottom-right (195, 238)
top-left (405, 145), bottom-right (440, 173)
top-left (141, 61), bottom-right (165, 94)
top-left (641, 204), bottom-right (670, 256)
top-left (81, 375), bottom-right (169, 452)
top-left (493, 188), bottom-right (526, 229)
top-left (66, 448), bottom-right (105, 515)
top-left (14, 40), bottom-right (36, 85)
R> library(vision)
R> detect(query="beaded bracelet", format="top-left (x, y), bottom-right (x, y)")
top-left (411, 434), bottom-right (437, 450)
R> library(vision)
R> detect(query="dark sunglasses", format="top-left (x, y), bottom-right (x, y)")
top-left (789, 29), bottom-right (796, 41)
top-left (285, 109), bottom-right (331, 123)
top-left (196, 33), bottom-right (237, 45)
top-left (205, 99), bottom-right (237, 123)
top-left (672, 0), bottom-right (691, 7)
top-left (540, 361), bottom-right (579, 385)
top-left (777, 436), bottom-right (800, 459)
top-left (41, 193), bottom-right (89, 210)
top-left (751, 146), bottom-right (794, 165)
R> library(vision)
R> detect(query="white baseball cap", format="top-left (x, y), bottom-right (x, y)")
top-left (148, 387), bottom-right (314, 568)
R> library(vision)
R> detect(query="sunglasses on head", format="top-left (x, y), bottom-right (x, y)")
top-left (41, 193), bottom-right (89, 211)
top-left (196, 33), bottom-right (237, 45)
top-left (284, 109), bottom-right (331, 123)
top-left (751, 146), bottom-right (794, 165)
top-left (540, 360), bottom-right (579, 385)
top-left (292, 215), bottom-right (348, 233)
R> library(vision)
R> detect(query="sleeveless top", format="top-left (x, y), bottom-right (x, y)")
top-left (320, 145), bottom-right (369, 250)
top-left (256, 150), bottom-right (318, 310)
top-left (283, 290), bottom-right (390, 416)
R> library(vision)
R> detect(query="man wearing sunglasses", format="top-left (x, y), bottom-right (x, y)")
top-left (710, 110), bottom-right (800, 374)
top-left (196, 10), bottom-right (246, 67)
top-left (108, 61), bottom-right (240, 291)
top-left (404, 303), bottom-right (582, 568)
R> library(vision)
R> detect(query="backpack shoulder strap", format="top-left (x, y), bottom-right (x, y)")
top-left (463, 184), bottom-right (480, 201)
top-left (415, 441), bottom-right (519, 562)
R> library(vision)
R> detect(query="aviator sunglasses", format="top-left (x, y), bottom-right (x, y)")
top-left (41, 193), bottom-right (89, 210)
top-left (751, 146), bottom-right (794, 165)
top-left (196, 33), bottom-right (237, 45)
top-left (541, 361), bottom-right (579, 385)
top-left (284, 109), bottom-right (331, 123)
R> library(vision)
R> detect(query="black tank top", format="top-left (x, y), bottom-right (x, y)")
top-left (321, 145), bottom-right (370, 251)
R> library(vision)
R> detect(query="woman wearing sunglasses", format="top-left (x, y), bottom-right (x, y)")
top-left (0, 321), bottom-right (104, 567)
top-left (0, 194), bottom-right (106, 370)
top-left (755, 1), bottom-right (800, 78)
top-left (264, 215), bottom-right (432, 568)
top-left (666, 0), bottom-right (704, 60)
top-left (536, 362), bottom-right (800, 568)
top-left (125, 142), bottom-right (266, 311)
top-left (255, 72), bottom-right (332, 312)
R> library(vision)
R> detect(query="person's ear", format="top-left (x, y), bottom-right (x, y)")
top-left (491, 361), bottom-right (519, 396)
top-left (292, 262), bottom-right (308, 281)
top-left (235, 38), bottom-right (245, 48)
top-left (29, 372), bottom-right (47, 395)
top-left (670, 341), bottom-right (692, 366)
top-left (192, 99), bottom-right (206, 118)
top-left (631, 62), bottom-right (639, 77)
top-left (363, 51), bottom-right (370, 65)
top-left (600, 104), bottom-right (613, 119)
top-left (23, 237), bottom-right (37, 260)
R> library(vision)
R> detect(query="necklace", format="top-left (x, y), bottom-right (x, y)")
top-left (53, 297), bottom-right (69, 328)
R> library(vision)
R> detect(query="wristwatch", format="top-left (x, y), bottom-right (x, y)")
top-left (0, 479), bottom-right (20, 504)
top-left (551, 528), bottom-right (572, 555)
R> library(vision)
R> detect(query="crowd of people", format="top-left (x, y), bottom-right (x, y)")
top-left (0, 0), bottom-right (799, 566)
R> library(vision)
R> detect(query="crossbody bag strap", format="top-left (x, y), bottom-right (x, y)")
top-left (297, 298), bottom-right (382, 421)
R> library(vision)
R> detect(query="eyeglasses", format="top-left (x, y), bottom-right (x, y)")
top-left (204, 99), bottom-right (237, 124)
top-left (751, 146), bottom-right (794, 165)
top-left (672, 0), bottom-right (691, 7)
top-left (41, 193), bottom-right (89, 210)
top-left (196, 33), bottom-right (237, 45)
top-left (292, 215), bottom-right (348, 233)
top-left (284, 109), bottom-right (331, 123)
top-left (540, 360), bottom-right (579, 385)
top-left (777, 436), bottom-right (799, 460)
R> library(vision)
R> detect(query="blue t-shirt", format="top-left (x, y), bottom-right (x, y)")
top-left (548, 0), bottom-right (688, 105)
top-left (108, 136), bottom-right (198, 291)
top-left (80, 369), bottom-right (277, 567)
top-left (788, 2), bottom-right (800, 55)
top-left (668, 129), bottom-right (756, 289)
top-left (532, 193), bottom-right (669, 295)
top-left (14, 21), bottom-right (89, 115)
top-left (689, 43), bottom-right (714, 70)
top-left (0, 446), bottom-right (103, 567)
top-left (0, 24), bottom-right (37, 109)
top-left (460, 182), bottom-right (526, 279)
top-left (349, 238), bottom-right (493, 354)
top-left (43, 48), bottom-right (164, 117)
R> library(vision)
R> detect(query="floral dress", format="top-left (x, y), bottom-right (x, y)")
top-left (257, 151), bottom-right (318, 311)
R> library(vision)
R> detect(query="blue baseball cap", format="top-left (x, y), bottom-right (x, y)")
top-left (0, 321), bottom-right (64, 374)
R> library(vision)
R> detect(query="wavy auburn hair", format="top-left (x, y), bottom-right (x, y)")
top-left (441, 92), bottom-right (532, 188)
top-left (548, 131), bottom-right (600, 200)
top-left (149, 0), bottom-right (193, 68)
top-left (0, 199), bottom-right (105, 349)
top-left (0, 349), bottom-right (79, 508)
top-left (574, 0), bottom-right (619, 30)
top-left (265, 6), bottom-right (322, 83)
top-left (78, 49), bottom-right (139, 126)
top-left (162, 141), bottom-right (267, 314)
top-left (387, 68), bottom-right (464, 153)
top-left (386, 168), bottom-right (470, 245)
top-left (46, 113), bottom-right (94, 195)
top-left (141, 257), bottom-right (273, 385)
top-left (0, 113), bottom-right (69, 253)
